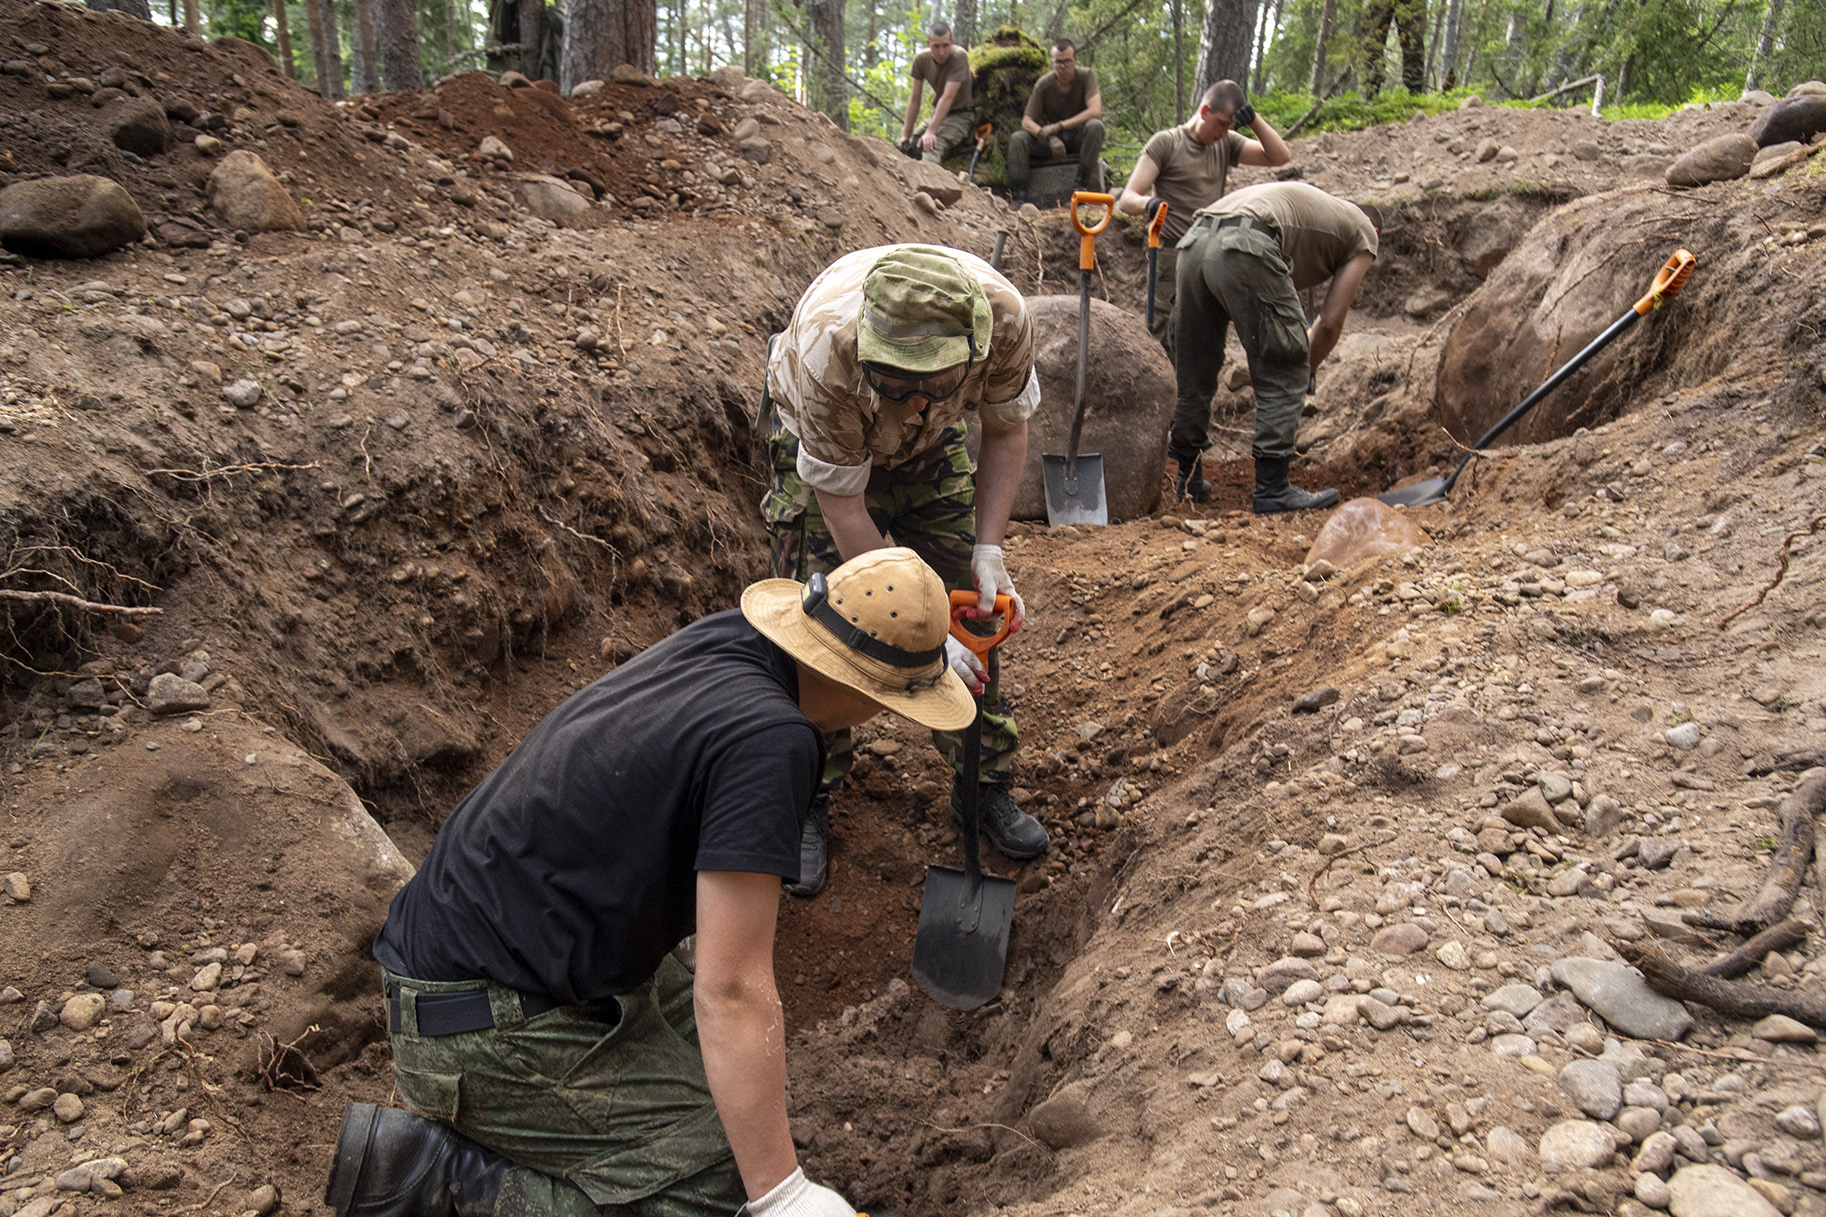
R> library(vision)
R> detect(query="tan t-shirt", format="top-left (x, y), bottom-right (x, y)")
top-left (766, 244), bottom-right (1040, 497)
top-left (1141, 125), bottom-right (1247, 242)
top-left (1024, 68), bottom-right (1099, 126)
top-left (1197, 182), bottom-right (1379, 289)
top-left (911, 49), bottom-right (973, 114)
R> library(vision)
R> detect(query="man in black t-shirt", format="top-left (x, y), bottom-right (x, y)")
top-left (324, 549), bottom-right (976, 1217)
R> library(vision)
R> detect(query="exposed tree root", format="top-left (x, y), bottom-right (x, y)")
top-left (1683, 774), bottom-right (1824, 934)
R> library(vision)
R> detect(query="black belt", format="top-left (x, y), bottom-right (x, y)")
top-left (386, 982), bottom-right (561, 1037)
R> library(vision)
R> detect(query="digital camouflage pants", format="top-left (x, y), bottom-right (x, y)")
top-left (384, 961), bottom-right (746, 1217)
top-left (761, 417), bottom-right (1019, 791)
top-left (1169, 222), bottom-right (1311, 465)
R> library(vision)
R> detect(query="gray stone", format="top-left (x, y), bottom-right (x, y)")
top-left (1665, 1164), bottom-right (1782, 1216)
top-left (1217, 977), bottom-right (1269, 1010)
top-left (1665, 722), bottom-right (1703, 750)
top-left (1539, 1120), bottom-right (1619, 1172)
top-left (0, 175), bottom-right (147, 258)
top-left (1482, 979), bottom-right (1541, 1015)
top-left (514, 175), bottom-right (593, 225)
top-left (1559, 1058), bottom-right (1623, 1120)
top-left (1503, 787), bottom-right (1564, 831)
top-left (1624, 1080), bottom-right (1669, 1111)
top-left (222, 379), bottom-right (262, 408)
top-left (1551, 957), bottom-right (1693, 1040)
top-left (59, 993), bottom-right (105, 1031)
top-left (1750, 1013), bottom-right (1815, 1043)
top-left (1522, 992), bottom-right (1587, 1036)
top-left (1748, 95), bottom-right (1826, 147)
top-left (1281, 979), bottom-right (1323, 1006)
top-left (147, 672), bottom-right (210, 714)
top-left (1540, 771), bottom-right (1575, 803)
top-left (1636, 1172), bottom-right (1673, 1208)
top-left (108, 99), bottom-right (176, 156)
top-left (1775, 1104), bottom-right (1820, 1138)
top-left (1359, 996), bottom-right (1403, 1030)
top-left (1372, 924), bottom-right (1430, 956)
top-left (0, 1038), bottom-right (12, 1071)
top-left (1027, 1081), bottom-right (1103, 1149)
top-left (1487, 1125), bottom-right (1533, 1164)
top-left (1258, 957), bottom-right (1320, 993)
top-left (737, 137), bottom-right (773, 164)
top-left (1490, 1033), bottom-right (1537, 1057)
top-left (207, 150), bottom-right (306, 233)
top-left (1634, 1130), bottom-right (1679, 1173)
top-left (3, 872), bottom-right (30, 901)
top-left (1666, 135), bottom-right (1757, 187)
top-left (52, 1092), bottom-right (84, 1122)
top-left (1643, 909), bottom-right (1710, 944)
top-left (1639, 840), bottom-right (1681, 870)
top-left (1616, 1106), bottom-right (1664, 1143)
top-left (1293, 687), bottom-right (1340, 713)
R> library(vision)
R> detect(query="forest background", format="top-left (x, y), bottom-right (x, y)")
top-left (111, 0), bottom-right (1826, 187)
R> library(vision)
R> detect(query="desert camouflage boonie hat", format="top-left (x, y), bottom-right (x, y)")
top-left (856, 246), bottom-right (993, 376)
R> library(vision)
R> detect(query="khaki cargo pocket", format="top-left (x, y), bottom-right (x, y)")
top-left (392, 1063), bottom-right (463, 1123)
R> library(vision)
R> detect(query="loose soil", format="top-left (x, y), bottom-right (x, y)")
top-left (2, 6), bottom-right (1826, 1217)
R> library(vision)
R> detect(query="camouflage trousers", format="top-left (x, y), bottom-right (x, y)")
top-left (915, 109), bottom-right (976, 164)
top-left (761, 418), bottom-right (1019, 791)
top-left (383, 961), bottom-right (746, 1217)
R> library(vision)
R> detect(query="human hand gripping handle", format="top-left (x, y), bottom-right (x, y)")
top-left (741, 1167), bottom-right (859, 1217)
top-left (947, 588), bottom-right (1016, 696)
top-left (968, 543), bottom-right (1025, 634)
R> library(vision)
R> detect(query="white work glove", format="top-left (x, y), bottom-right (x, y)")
top-left (744, 1167), bottom-right (855, 1217)
top-left (945, 635), bottom-right (986, 696)
top-left (969, 543), bottom-right (1026, 633)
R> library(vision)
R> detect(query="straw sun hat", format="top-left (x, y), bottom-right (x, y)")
top-left (742, 547), bottom-right (976, 731)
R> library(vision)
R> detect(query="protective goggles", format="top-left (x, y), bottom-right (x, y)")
top-left (862, 359), bottom-right (972, 404)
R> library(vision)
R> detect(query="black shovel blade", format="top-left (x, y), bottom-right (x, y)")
top-left (1041, 453), bottom-right (1108, 526)
top-left (1376, 476), bottom-right (1450, 508)
top-left (910, 864), bottom-right (1017, 1009)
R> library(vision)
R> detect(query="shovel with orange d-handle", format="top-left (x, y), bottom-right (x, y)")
top-left (966, 122), bottom-right (994, 183)
top-left (1378, 248), bottom-right (1696, 508)
top-left (910, 591), bottom-right (1019, 1010)
top-left (1042, 190), bottom-right (1115, 526)
top-left (1145, 196), bottom-right (1168, 330)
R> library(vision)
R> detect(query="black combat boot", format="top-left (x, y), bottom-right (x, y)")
top-left (1251, 456), bottom-right (1339, 514)
top-left (950, 778), bottom-right (1049, 860)
top-left (1174, 456), bottom-right (1212, 503)
top-left (783, 791), bottom-right (830, 899)
top-left (325, 1104), bottom-right (505, 1217)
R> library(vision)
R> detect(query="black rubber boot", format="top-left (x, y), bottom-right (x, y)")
top-left (325, 1104), bottom-right (505, 1217)
top-left (783, 792), bottom-right (830, 899)
top-left (950, 779), bottom-right (1049, 860)
top-left (1173, 456), bottom-right (1212, 503)
top-left (1251, 456), bottom-right (1339, 514)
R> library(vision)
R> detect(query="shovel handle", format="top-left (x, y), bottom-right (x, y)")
top-left (974, 122), bottom-right (993, 148)
top-left (1071, 191), bottom-right (1114, 271)
top-left (1633, 248), bottom-right (1696, 315)
top-left (948, 590), bottom-right (1015, 659)
top-left (1146, 199), bottom-right (1168, 250)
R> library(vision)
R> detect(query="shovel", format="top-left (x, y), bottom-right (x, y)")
top-left (1144, 197), bottom-right (1168, 331)
top-left (910, 591), bottom-right (1018, 1011)
top-left (967, 122), bottom-right (994, 183)
top-left (1379, 248), bottom-right (1696, 508)
top-left (1042, 191), bottom-right (1115, 526)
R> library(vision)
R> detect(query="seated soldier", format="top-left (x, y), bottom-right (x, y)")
top-left (1006, 38), bottom-right (1104, 203)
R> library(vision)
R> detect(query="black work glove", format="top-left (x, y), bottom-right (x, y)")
top-left (1234, 102), bottom-right (1256, 131)
top-left (898, 136), bottom-right (921, 159)
top-left (1144, 196), bottom-right (1167, 222)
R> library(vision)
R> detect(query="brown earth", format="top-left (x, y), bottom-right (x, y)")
top-left (3, 5), bottom-right (1826, 1217)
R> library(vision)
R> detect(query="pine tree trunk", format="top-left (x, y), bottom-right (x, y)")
top-left (272, 0), bottom-right (296, 75)
top-left (1745, 0), bottom-right (1784, 91)
top-left (182, 0), bottom-right (197, 33)
top-left (954, 0), bottom-right (976, 46)
top-left (1196, 0), bottom-right (1259, 95)
top-left (1309, 0), bottom-right (1336, 94)
top-left (378, 0), bottom-right (424, 89)
top-left (807, 0), bottom-right (847, 127)
top-left (318, 0), bottom-right (345, 95)
top-left (1172, 0), bottom-right (1186, 115)
top-left (1249, 0), bottom-right (1269, 92)
top-left (351, 0), bottom-right (380, 90)
top-left (1438, 0), bottom-right (1461, 86)
top-left (440, 0), bottom-right (456, 77)
top-left (743, 0), bottom-right (762, 73)
top-left (564, 0), bottom-right (657, 82)
top-left (303, 0), bottom-right (328, 91)
top-left (520, 0), bottom-right (543, 77)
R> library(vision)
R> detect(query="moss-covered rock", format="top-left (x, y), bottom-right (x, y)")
top-left (949, 27), bottom-right (1046, 188)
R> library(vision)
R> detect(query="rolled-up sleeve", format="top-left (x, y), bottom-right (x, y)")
top-left (979, 293), bottom-right (1037, 430)
top-left (981, 366), bottom-right (1040, 430)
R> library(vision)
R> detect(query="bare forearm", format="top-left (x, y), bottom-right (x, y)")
top-left (1253, 117), bottom-right (1291, 165)
top-left (1309, 319), bottom-right (1345, 370)
top-left (973, 423), bottom-right (1027, 546)
top-left (813, 488), bottom-right (888, 561)
top-left (697, 986), bottom-right (796, 1200)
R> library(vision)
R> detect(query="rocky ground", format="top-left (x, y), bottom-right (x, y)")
top-left (2, 3), bottom-right (1826, 1216)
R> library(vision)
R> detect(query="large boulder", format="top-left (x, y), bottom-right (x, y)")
top-left (1665, 134), bottom-right (1756, 186)
top-left (514, 174), bottom-right (593, 225)
top-left (969, 295), bottom-right (1172, 524)
top-left (206, 150), bottom-right (305, 232)
top-left (0, 175), bottom-right (146, 258)
top-left (1748, 95), bottom-right (1826, 147)
top-left (107, 99), bottom-right (176, 157)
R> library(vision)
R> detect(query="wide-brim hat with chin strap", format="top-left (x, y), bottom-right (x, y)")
top-left (742, 547), bottom-right (976, 732)
top-left (855, 246), bottom-right (994, 376)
